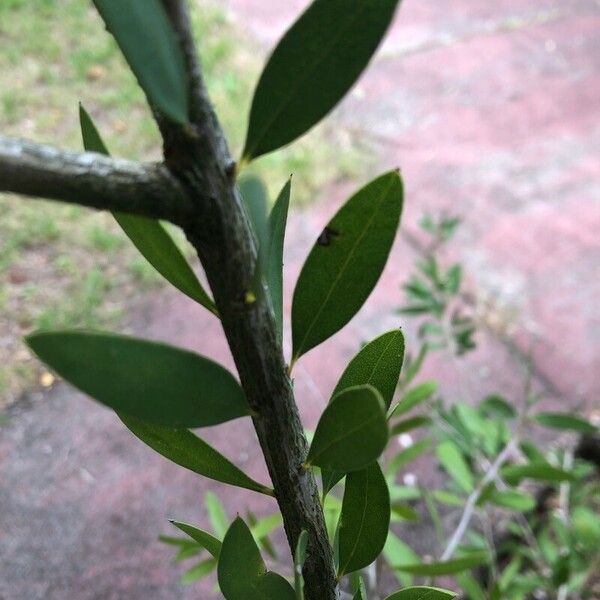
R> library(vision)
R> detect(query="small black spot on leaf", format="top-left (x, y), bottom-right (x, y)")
top-left (317, 227), bottom-right (339, 247)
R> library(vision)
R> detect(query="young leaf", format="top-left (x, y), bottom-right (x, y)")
top-left (501, 462), bottom-right (576, 485)
top-left (170, 521), bottom-right (222, 558)
top-left (242, 0), bottom-right (400, 159)
top-left (436, 440), bottom-right (474, 493)
top-left (239, 174), bottom-right (270, 263)
top-left (391, 416), bottom-right (432, 436)
top-left (79, 105), bottom-right (216, 314)
top-left (338, 462), bottom-right (391, 576)
top-left (535, 412), bottom-right (597, 434)
top-left (384, 586), bottom-right (456, 600)
top-left (92, 0), bottom-right (188, 123)
top-left (387, 438), bottom-right (431, 474)
top-left (292, 172), bottom-right (403, 360)
top-left (390, 381), bottom-right (438, 417)
top-left (205, 492), bottom-right (229, 539)
top-left (294, 530), bottom-right (309, 600)
top-left (353, 577), bottom-right (368, 600)
top-left (332, 330), bottom-right (405, 410)
top-left (306, 385), bottom-right (388, 472)
top-left (394, 553), bottom-right (488, 576)
top-left (120, 415), bottom-right (273, 495)
top-left (27, 331), bottom-right (250, 428)
top-left (267, 179), bottom-right (292, 341)
top-left (181, 558), bottom-right (217, 584)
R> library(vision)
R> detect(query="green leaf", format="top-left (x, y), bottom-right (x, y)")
top-left (120, 415), bottom-right (272, 495)
top-left (387, 438), bottom-right (431, 474)
top-left (92, 0), bottom-right (188, 123)
top-left (243, 0), bottom-right (400, 159)
top-left (383, 533), bottom-right (419, 587)
top-left (306, 385), bottom-right (388, 472)
top-left (490, 490), bottom-right (536, 512)
top-left (391, 503), bottom-right (420, 522)
top-left (338, 462), bottom-right (390, 576)
top-left (395, 553), bottom-right (488, 576)
top-left (181, 558), bottom-right (217, 584)
top-left (391, 416), bottom-right (432, 436)
top-left (501, 462), bottom-right (576, 485)
top-left (535, 412), bottom-right (597, 433)
top-left (294, 530), bottom-right (309, 600)
top-left (436, 440), bottom-right (474, 493)
top-left (79, 105), bottom-right (216, 314)
top-left (353, 578), bottom-right (368, 600)
top-left (479, 395), bottom-right (516, 420)
top-left (170, 521), bottom-right (222, 558)
top-left (256, 572), bottom-right (296, 599)
top-left (205, 492), bottom-right (229, 539)
top-left (267, 179), bottom-right (292, 341)
top-left (390, 381), bottom-right (438, 417)
top-left (239, 174), bottom-right (270, 266)
top-left (333, 330), bottom-right (405, 410)
top-left (384, 587), bottom-right (457, 600)
top-left (292, 172), bottom-right (403, 360)
top-left (27, 331), bottom-right (250, 428)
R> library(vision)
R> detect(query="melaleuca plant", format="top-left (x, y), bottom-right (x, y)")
top-left (0, 1), bottom-right (457, 598)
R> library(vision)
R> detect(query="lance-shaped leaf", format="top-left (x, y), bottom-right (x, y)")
top-left (384, 587), bottom-right (457, 600)
top-left (120, 415), bottom-right (272, 495)
top-left (306, 385), bottom-right (388, 472)
top-left (92, 0), bottom-right (188, 123)
top-left (79, 106), bottom-right (217, 315)
top-left (27, 331), bottom-right (250, 428)
top-left (501, 462), bottom-right (576, 485)
top-left (170, 521), bottom-right (222, 558)
top-left (294, 530), bottom-right (308, 600)
top-left (323, 329), bottom-right (404, 496)
top-left (436, 440), bottom-right (474, 493)
top-left (338, 462), bottom-right (390, 576)
top-left (242, 0), bottom-right (400, 160)
top-left (390, 381), bottom-right (438, 418)
top-left (394, 553), bottom-right (489, 576)
top-left (292, 172), bottom-right (403, 360)
top-left (218, 517), bottom-right (294, 600)
top-left (535, 412), bottom-right (597, 434)
top-left (267, 179), bottom-right (292, 340)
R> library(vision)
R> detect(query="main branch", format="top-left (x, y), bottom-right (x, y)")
top-left (0, 136), bottom-right (192, 224)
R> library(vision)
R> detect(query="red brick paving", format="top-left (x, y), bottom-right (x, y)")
top-left (1, 0), bottom-right (598, 597)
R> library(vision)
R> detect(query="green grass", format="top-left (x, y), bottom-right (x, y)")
top-left (0, 0), bottom-right (363, 405)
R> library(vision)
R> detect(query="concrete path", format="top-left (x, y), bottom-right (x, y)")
top-left (1, 0), bottom-right (598, 597)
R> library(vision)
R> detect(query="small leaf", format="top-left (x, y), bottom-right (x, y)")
top-left (239, 174), bottom-right (270, 264)
top-left (27, 331), bottom-right (250, 428)
top-left (292, 172), bottom-right (403, 360)
top-left (501, 462), bottom-right (576, 485)
top-left (267, 179), bottom-right (292, 341)
top-left (121, 415), bottom-right (273, 495)
top-left (79, 105), bottom-right (216, 314)
top-left (436, 440), bottom-right (474, 493)
top-left (391, 416), bottom-right (432, 436)
top-left (243, 0), bottom-right (400, 159)
top-left (479, 395), bottom-right (516, 420)
top-left (306, 385), bottom-right (388, 472)
top-left (181, 558), bottom-right (217, 584)
top-left (333, 330), bottom-right (405, 410)
top-left (395, 553), bottom-right (488, 576)
top-left (338, 462), bottom-right (390, 576)
top-left (490, 490), bottom-right (536, 512)
top-left (535, 412), bottom-right (597, 433)
top-left (205, 492), bottom-right (229, 539)
top-left (387, 439), bottom-right (431, 474)
top-left (384, 586), bottom-right (456, 600)
top-left (391, 503), bottom-right (420, 522)
top-left (218, 517), bottom-right (265, 599)
top-left (294, 530), bottom-right (309, 600)
top-left (390, 381), bottom-right (438, 417)
top-left (383, 533), bottom-right (419, 587)
top-left (170, 521), bottom-right (222, 558)
top-left (92, 0), bottom-right (188, 123)
top-left (353, 577), bottom-right (368, 600)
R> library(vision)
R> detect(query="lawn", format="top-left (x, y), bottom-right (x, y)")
top-left (0, 0), bottom-right (361, 405)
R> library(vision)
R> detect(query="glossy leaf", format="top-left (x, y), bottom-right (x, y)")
top-left (267, 179), bottom-right (292, 341)
top-left (92, 0), bottom-right (188, 123)
top-left (292, 172), bottom-right (403, 360)
top-left (121, 415), bottom-right (272, 495)
top-left (333, 330), bottom-right (405, 410)
top-left (243, 0), bottom-right (400, 159)
top-left (79, 105), bottom-right (216, 314)
top-left (306, 385), bottom-right (388, 472)
top-left (338, 462), bottom-right (390, 576)
top-left (501, 462), bottom-right (576, 485)
top-left (395, 553), bottom-right (488, 576)
top-left (436, 440), bottom-right (474, 493)
top-left (390, 381), bottom-right (438, 417)
top-left (239, 174), bottom-right (270, 266)
top-left (535, 412), bottom-right (597, 433)
top-left (27, 331), bottom-right (249, 428)
top-left (384, 586), bottom-right (456, 600)
top-left (170, 520), bottom-right (222, 558)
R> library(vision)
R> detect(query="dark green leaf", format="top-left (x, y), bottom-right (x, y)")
top-left (27, 331), bottom-right (250, 428)
top-left (391, 503), bottom-right (420, 522)
top-left (501, 462), bottom-right (576, 485)
top-left (390, 381), bottom-right (438, 417)
top-left (170, 521), bottom-right (222, 558)
top-left (535, 412), bottom-right (597, 433)
top-left (247, 511), bottom-right (278, 559)
top-left (384, 587), bottom-right (457, 600)
top-left (121, 415), bottom-right (272, 495)
top-left (306, 385), bottom-right (388, 472)
top-left (490, 490), bottom-right (536, 512)
top-left (338, 462), bottom-right (390, 576)
top-left (79, 105), bottom-right (216, 314)
top-left (243, 0), bottom-right (400, 159)
top-left (239, 174), bottom-right (269, 263)
top-left (333, 330), bottom-right (405, 410)
top-left (436, 440), bottom-right (474, 493)
top-left (395, 553), bottom-right (488, 576)
top-left (292, 172), bottom-right (402, 360)
top-left (391, 416), bottom-right (432, 436)
top-left (92, 0), bottom-right (188, 123)
top-left (479, 395), bottom-right (516, 420)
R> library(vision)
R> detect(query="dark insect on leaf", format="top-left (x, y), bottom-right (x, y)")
top-left (317, 226), bottom-right (339, 247)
